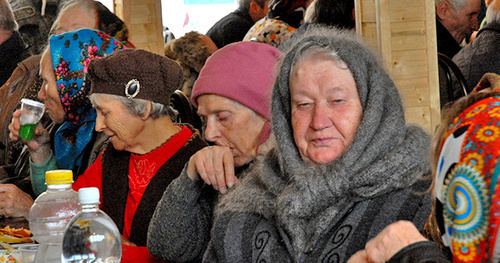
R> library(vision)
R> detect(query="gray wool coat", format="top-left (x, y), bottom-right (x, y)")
top-left (202, 26), bottom-right (433, 262)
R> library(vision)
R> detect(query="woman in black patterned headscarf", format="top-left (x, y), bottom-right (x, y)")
top-left (51, 0), bottom-right (135, 47)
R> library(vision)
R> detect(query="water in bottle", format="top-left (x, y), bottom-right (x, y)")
top-left (29, 170), bottom-right (80, 263)
top-left (62, 187), bottom-right (122, 263)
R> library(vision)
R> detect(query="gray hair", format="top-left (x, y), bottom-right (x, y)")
top-left (0, 0), bottom-right (18, 31)
top-left (486, 0), bottom-right (500, 24)
top-left (89, 94), bottom-right (177, 120)
top-left (290, 43), bottom-right (349, 78)
top-left (50, 0), bottom-right (97, 35)
top-left (238, 0), bottom-right (267, 12)
top-left (436, 0), bottom-right (467, 10)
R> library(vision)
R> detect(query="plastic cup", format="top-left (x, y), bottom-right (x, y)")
top-left (18, 244), bottom-right (38, 263)
top-left (18, 99), bottom-right (45, 141)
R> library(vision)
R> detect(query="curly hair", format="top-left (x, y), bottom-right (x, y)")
top-left (164, 31), bottom-right (215, 98)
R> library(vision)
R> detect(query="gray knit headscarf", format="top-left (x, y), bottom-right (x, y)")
top-left (216, 25), bottom-right (431, 260)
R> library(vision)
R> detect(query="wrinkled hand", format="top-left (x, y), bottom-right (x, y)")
top-left (121, 235), bottom-right (136, 247)
top-left (8, 110), bottom-right (51, 164)
top-left (347, 221), bottom-right (427, 263)
top-left (0, 184), bottom-right (34, 219)
top-left (186, 145), bottom-right (237, 194)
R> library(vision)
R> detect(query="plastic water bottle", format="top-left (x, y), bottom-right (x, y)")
top-left (29, 170), bottom-right (80, 263)
top-left (62, 187), bottom-right (122, 263)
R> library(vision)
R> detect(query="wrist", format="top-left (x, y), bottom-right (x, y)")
top-left (29, 144), bottom-right (51, 164)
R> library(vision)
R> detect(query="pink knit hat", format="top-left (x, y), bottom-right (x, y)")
top-left (191, 41), bottom-right (282, 120)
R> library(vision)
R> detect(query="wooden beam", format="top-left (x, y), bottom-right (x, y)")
top-left (114, 0), bottom-right (164, 54)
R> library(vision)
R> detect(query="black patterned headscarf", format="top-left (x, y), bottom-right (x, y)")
top-left (94, 1), bottom-right (135, 48)
top-left (267, 0), bottom-right (308, 28)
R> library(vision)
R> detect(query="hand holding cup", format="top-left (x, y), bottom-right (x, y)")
top-left (17, 99), bottom-right (45, 142)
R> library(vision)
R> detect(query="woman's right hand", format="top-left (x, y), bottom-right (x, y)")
top-left (8, 110), bottom-right (51, 164)
top-left (186, 145), bottom-right (237, 194)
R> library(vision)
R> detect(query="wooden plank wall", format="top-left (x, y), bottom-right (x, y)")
top-left (355, 0), bottom-right (440, 132)
top-left (114, 0), bottom-right (164, 55)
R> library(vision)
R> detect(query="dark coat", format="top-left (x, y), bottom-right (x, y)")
top-left (0, 31), bottom-right (30, 87)
top-left (453, 23), bottom-right (500, 91)
top-left (437, 19), bottom-right (461, 59)
top-left (206, 8), bottom-right (254, 49)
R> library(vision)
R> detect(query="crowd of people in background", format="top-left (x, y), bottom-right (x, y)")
top-left (1, 0), bottom-right (500, 262)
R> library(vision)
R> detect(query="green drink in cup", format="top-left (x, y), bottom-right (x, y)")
top-left (18, 99), bottom-right (45, 142)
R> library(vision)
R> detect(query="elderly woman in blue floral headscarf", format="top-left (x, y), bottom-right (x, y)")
top-left (8, 29), bottom-right (126, 211)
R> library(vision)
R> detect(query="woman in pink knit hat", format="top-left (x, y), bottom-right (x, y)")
top-left (148, 41), bottom-right (282, 262)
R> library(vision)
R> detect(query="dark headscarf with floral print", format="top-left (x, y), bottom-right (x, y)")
top-left (267, 0), bottom-right (307, 28)
top-left (49, 28), bottom-right (125, 171)
top-left (94, 1), bottom-right (135, 48)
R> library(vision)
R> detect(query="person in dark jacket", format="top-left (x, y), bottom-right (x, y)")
top-left (206, 0), bottom-right (269, 48)
top-left (0, 0), bottom-right (30, 87)
top-left (435, 0), bottom-right (481, 58)
top-left (453, 0), bottom-right (500, 93)
top-left (348, 74), bottom-right (500, 263)
top-left (201, 25), bottom-right (433, 262)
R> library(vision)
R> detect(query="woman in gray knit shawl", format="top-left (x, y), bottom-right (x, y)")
top-left (201, 26), bottom-right (433, 262)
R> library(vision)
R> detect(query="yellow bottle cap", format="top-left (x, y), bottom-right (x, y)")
top-left (45, 170), bottom-right (73, 185)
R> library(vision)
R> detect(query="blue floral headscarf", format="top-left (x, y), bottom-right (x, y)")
top-left (50, 28), bottom-right (126, 171)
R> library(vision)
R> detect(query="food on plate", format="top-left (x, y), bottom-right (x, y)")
top-left (0, 227), bottom-right (32, 244)
top-left (0, 242), bottom-right (13, 253)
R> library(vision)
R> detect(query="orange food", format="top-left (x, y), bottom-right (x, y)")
top-left (0, 227), bottom-right (32, 244)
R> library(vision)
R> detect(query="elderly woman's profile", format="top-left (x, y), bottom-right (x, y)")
top-left (69, 48), bottom-right (208, 262)
top-left (201, 26), bottom-right (433, 262)
top-left (147, 41), bottom-right (281, 262)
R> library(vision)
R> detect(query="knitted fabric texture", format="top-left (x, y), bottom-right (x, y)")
top-left (215, 25), bottom-right (431, 260)
top-left (88, 48), bottom-right (184, 107)
top-left (435, 95), bottom-right (500, 262)
top-left (191, 41), bottom-right (282, 120)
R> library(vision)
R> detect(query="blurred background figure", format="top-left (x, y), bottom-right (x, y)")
top-left (303, 0), bottom-right (356, 30)
top-left (164, 26), bottom-right (175, 44)
top-left (244, 0), bottom-right (308, 47)
top-left (0, 0), bottom-right (30, 87)
top-left (453, 0), bottom-right (500, 93)
top-left (50, 0), bottom-right (134, 47)
top-left (435, 0), bottom-right (481, 58)
top-left (164, 31), bottom-right (218, 99)
top-left (8, 0), bottom-right (65, 56)
top-left (206, 0), bottom-right (269, 48)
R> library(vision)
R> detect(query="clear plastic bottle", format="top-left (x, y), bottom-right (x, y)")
top-left (62, 187), bottom-right (122, 263)
top-left (29, 170), bottom-right (80, 263)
